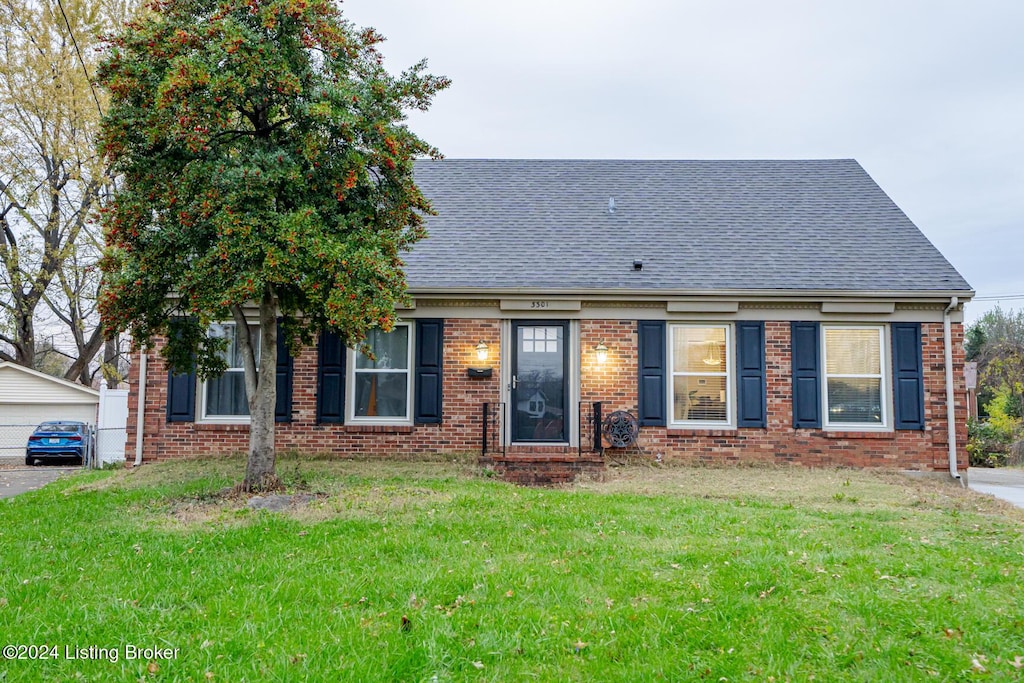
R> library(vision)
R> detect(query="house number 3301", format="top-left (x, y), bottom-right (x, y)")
top-left (530, 301), bottom-right (549, 309)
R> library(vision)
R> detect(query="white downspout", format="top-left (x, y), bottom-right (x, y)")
top-left (133, 348), bottom-right (148, 467)
top-left (943, 297), bottom-right (962, 483)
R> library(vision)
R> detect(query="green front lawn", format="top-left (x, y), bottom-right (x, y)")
top-left (1, 457), bottom-right (1022, 681)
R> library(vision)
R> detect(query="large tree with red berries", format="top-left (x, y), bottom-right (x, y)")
top-left (98, 0), bottom-right (448, 490)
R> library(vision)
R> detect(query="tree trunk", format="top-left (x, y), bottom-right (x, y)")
top-left (238, 287), bottom-right (280, 492)
top-left (16, 314), bottom-right (34, 368)
top-left (103, 337), bottom-right (122, 387)
top-left (63, 325), bottom-right (105, 386)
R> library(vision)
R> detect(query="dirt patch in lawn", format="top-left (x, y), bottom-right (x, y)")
top-left (135, 480), bottom-right (458, 530)
top-left (75, 454), bottom-right (1024, 526)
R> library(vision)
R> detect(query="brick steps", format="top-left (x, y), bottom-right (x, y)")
top-left (480, 449), bottom-right (605, 486)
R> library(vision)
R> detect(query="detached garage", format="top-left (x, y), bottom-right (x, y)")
top-left (0, 362), bottom-right (99, 464)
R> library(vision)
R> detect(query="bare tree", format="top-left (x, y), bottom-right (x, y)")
top-left (0, 0), bottom-right (132, 384)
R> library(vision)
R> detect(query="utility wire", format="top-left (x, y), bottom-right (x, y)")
top-left (55, 0), bottom-right (104, 118)
top-left (973, 294), bottom-right (1024, 302)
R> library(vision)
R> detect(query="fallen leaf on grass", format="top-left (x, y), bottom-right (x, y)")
top-left (943, 628), bottom-right (963, 640)
top-left (472, 661), bottom-right (484, 670)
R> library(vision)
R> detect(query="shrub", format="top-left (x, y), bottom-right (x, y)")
top-left (967, 418), bottom-right (1010, 467)
top-left (967, 389), bottom-right (1023, 467)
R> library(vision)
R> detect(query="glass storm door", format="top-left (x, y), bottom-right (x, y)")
top-left (511, 321), bottom-right (569, 443)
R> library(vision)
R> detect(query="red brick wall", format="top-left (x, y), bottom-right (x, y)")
top-left (126, 319), bottom-right (967, 471)
top-left (580, 320), bottom-right (640, 449)
top-left (584, 321), bottom-right (966, 472)
top-left (127, 319), bottom-right (502, 461)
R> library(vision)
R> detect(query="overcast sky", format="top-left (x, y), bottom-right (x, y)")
top-left (343, 0), bottom-right (1022, 323)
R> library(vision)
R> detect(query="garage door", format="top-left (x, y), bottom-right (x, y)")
top-left (0, 403), bottom-right (97, 465)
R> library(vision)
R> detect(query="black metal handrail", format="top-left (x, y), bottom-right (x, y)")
top-left (482, 402), bottom-right (506, 457)
top-left (575, 401), bottom-right (604, 455)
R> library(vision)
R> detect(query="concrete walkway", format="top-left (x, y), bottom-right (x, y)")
top-left (0, 467), bottom-right (75, 499)
top-left (968, 467), bottom-right (1024, 508)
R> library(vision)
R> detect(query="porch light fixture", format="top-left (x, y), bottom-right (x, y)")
top-left (475, 340), bottom-right (489, 362)
top-left (594, 341), bottom-right (609, 364)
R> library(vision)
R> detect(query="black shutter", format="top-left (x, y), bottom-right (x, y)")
top-left (414, 319), bottom-right (444, 424)
top-left (736, 322), bottom-right (767, 428)
top-left (165, 319), bottom-right (197, 423)
top-left (638, 321), bottom-right (667, 426)
top-left (275, 318), bottom-right (293, 423)
top-left (317, 330), bottom-right (346, 423)
top-left (892, 323), bottom-right (925, 430)
top-left (791, 322), bottom-right (821, 428)
top-left (166, 366), bottom-right (196, 422)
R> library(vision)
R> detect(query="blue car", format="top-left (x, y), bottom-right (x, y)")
top-left (25, 421), bottom-right (90, 466)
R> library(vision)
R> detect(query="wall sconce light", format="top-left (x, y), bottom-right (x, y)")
top-left (594, 341), bottom-right (609, 364)
top-left (468, 340), bottom-right (493, 378)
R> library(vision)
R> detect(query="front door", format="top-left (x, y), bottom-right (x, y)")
top-left (511, 321), bottom-right (569, 443)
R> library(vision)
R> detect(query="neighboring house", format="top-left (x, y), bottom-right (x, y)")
top-left (125, 159), bottom-right (974, 482)
top-left (0, 362), bottom-right (100, 462)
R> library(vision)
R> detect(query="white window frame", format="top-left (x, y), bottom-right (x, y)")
top-left (668, 323), bottom-right (735, 429)
top-left (346, 323), bottom-right (414, 426)
top-left (199, 322), bottom-right (259, 423)
top-left (821, 324), bottom-right (890, 431)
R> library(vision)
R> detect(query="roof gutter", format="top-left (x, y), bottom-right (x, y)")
top-left (407, 286), bottom-right (976, 300)
top-left (133, 348), bottom-right (148, 467)
top-left (943, 297), bottom-right (963, 484)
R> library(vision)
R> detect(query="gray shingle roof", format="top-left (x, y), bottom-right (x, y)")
top-left (406, 159), bottom-right (972, 294)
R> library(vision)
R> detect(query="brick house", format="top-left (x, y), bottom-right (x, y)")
top-left (126, 159), bottom-right (974, 482)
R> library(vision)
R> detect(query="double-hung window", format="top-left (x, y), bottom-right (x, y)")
top-left (822, 325), bottom-right (888, 429)
top-left (669, 324), bottom-right (732, 426)
top-left (348, 324), bottom-right (412, 423)
top-left (202, 322), bottom-right (259, 420)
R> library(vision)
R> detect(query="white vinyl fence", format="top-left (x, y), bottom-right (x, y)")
top-left (96, 380), bottom-right (129, 466)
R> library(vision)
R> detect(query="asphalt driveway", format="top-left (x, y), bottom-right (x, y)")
top-left (0, 467), bottom-right (75, 499)
top-left (968, 467), bottom-right (1024, 508)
